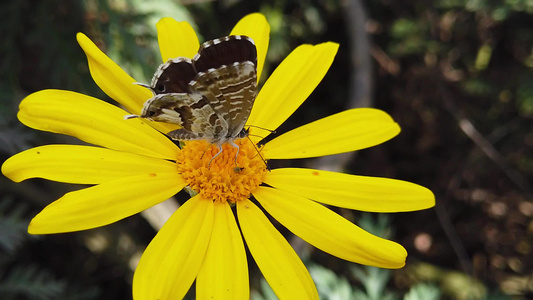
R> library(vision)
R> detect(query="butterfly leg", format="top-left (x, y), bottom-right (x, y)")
top-left (200, 144), bottom-right (212, 160)
top-left (230, 142), bottom-right (242, 165)
top-left (207, 144), bottom-right (223, 168)
top-left (206, 143), bottom-right (242, 169)
top-left (230, 142), bottom-right (245, 172)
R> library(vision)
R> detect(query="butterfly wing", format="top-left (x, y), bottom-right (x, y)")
top-left (193, 36), bottom-right (257, 73)
top-left (140, 92), bottom-right (222, 141)
top-left (189, 62), bottom-right (257, 141)
top-left (190, 36), bottom-right (258, 142)
top-left (135, 35), bottom-right (258, 143)
top-left (149, 58), bottom-right (196, 94)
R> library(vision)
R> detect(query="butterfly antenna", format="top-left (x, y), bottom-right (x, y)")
top-left (244, 125), bottom-right (276, 145)
top-left (246, 125), bottom-right (276, 134)
top-left (246, 135), bottom-right (270, 171)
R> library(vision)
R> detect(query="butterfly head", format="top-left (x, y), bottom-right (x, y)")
top-left (133, 81), bottom-right (168, 95)
top-left (135, 93), bottom-right (192, 124)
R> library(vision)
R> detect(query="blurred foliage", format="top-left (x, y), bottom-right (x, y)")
top-left (0, 198), bottom-right (32, 254)
top-left (1, 0), bottom-right (532, 299)
top-left (0, 265), bottom-right (66, 300)
top-left (404, 283), bottom-right (441, 300)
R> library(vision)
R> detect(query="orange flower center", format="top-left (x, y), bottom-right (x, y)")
top-left (176, 138), bottom-right (267, 203)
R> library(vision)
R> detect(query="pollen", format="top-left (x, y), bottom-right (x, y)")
top-left (176, 138), bottom-right (268, 203)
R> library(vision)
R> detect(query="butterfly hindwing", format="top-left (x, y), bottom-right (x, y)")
top-left (189, 61), bottom-right (257, 139)
top-left (193, 36), bottom-right (257, 73)
top-left (140, 92), bottom-right (216, 140)
top-left (150, 58), bottom-right (196, 94)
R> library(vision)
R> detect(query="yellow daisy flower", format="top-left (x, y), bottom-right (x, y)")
top-left (1, 13), bottom-right (435, 300)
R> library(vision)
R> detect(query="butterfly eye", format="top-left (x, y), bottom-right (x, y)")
top-left (155, 84), bottom-right (166, 93)
top-left (147, 110), bottom-right (157, 117)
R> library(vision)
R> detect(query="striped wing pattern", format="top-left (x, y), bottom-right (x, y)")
top-left (139, 35), bottom-right (257, 145)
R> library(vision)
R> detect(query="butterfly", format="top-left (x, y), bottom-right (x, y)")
top-left (127, 35), bottom-right (258, 164)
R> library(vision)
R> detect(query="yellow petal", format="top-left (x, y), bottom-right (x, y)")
top-left (1, 145), bottom-right (177, 184)
top-left (77, 32), bottom-right (151, 114)
top-left (263, 108), bottom-right (401, 159)
top-left (18, 90), bottom-right (179, 160)
top-left (197, 202), bottom-right (249, 300)
top-left (230, 13), bottom-right (270, 81)
top-left (28, 172), bottom-right (186, 234)
top-left (253, 186), bottom-right (408, 269)
top-left (77, 33), bottom-right (179, 134)
top-left (133, 195), bottom-right (214, 300)
top-left (247, 42), bottom-right (339, 141)
top-left (264, 168), bottom-right (435, 212)
top-left (237, 199), bottom-right (318, 299)
top-left (156, 17), bottom-right (200, 61)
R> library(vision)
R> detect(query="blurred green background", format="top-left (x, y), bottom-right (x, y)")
top-left (0, 0), bottom-right (531, 299)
